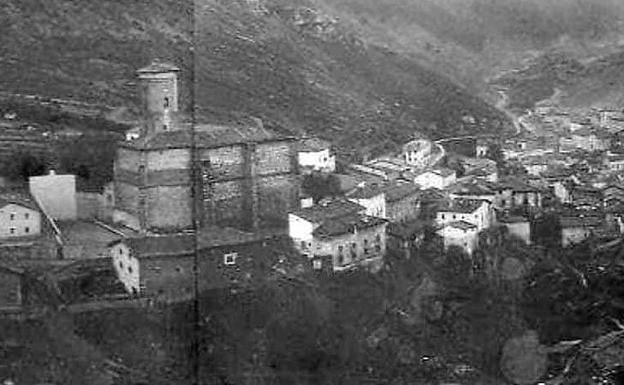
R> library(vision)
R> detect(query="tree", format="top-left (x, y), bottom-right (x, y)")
top-left (6, 152), bottom-right (47, 181)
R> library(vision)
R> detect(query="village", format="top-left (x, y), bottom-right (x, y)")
top-left (0, 61), bottom-right (621, 312)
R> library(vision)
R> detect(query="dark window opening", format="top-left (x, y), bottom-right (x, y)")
top-left (24, 227), bottom-right (29, 233)
top-left (164, 97), bottom-right (170, 108)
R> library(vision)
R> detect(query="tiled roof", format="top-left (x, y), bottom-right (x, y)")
top-left (497, 178), bottom-right (539, 193)
top-left (298, 137), bottom-right (331, 152)
top-left (382, 181), bottom-right (420, 202)
top-left (499, 215), bottom-right (529, 224)
top-left (116, 226), bottom-right (264, 258)
top-left (347, 184), bottom-right (385, 199)
top-left (123, 123), bottom-right (292, 150)
top-left (0, 188), bottom-right (40, 211)
top-left (439, 198), bottom-right (486, 214)
top-left (560, 216), bottom-right (603, 229)
top-left (291, 199), bottom-right (365, 223)
top-left (446, 221), bottom-right (478, 231)
top-left (449, 180), bottom-right (496, 196)
top-left (313, 214), bottom-right (387, 238)
top-left (137, 61), bottom-right (180, 74)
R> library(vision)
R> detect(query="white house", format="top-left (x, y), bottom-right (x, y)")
top-left (346, 185), bottom-right (386, 218)
top-left (437, 221), bottom-right (479, 255)
top-left (298, 137), bottom-right (336, 173)
top-left (0, 195), bottom-right (42, 240)
top-left (288, 199), bottom-right (365, 257)
top-left (413, 168), bottom-right (456, 190)
top-left (402, 138), bottom-right (432, 167)
top-left (436, 199), bottom-right (492, 232)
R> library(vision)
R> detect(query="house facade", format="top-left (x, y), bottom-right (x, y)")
top-left (298, 137), bottom-right (336, 173)
top-left (436, 221), bottom-right (479, 255)
top-left (346, 185), bottom-right (386, 219)
top-left (312, 215), bottom-right (388, 273)
top-left (436, 199), bottom-right (493, 232)
top-left (383, 181), bottom-right (421, 223)
top-left (413, 168), bottom-right (456, 190)
top-left (402, 138), bottom-right (432, 168)
top-left (560, 216), bottom-right (605, 247)
top-left (499, 215), bottom-right (531, 244)
top-left (110, 229), bottom-right (290, 298)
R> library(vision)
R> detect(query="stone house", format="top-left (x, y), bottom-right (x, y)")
top-left (436, 221), bottom-right (479, 255)
top-left (0, 189), bottom-right (57, 261)
top-left (560, 215), bottom-right (605, 247)
top-left (382, 181), bottom-right (421, 223)
top-left (498, 215), bottom-right (531, 244)
top-left (297, 137), bottom-right (336, 174)
top-left (346, 184), bottom-right (386, 219)
top-left (604, 152), bottom-right (624, 172)
top-left (436, 198), bottom-right (493, 232)
top-left (495, 178), bottom-right (543, 210)
top-left (312, 214), bottom-right (388, 273)
top-left (109, 228), bottom-right (289, 298)
top-left (288, 199), bottom-right (365, 258)
top-left (387, 220), bottom-right (427, 259)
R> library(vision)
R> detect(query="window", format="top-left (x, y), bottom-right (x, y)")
top-left (9, 227), bottom-right (15, 235)
top-left (375, 234), bottom-right (381, 243)
top-left (119, 261), bottom-right (123, 269)
top-left (351, 243), bottom-right (357, 249)
top-left (337, 254), bottom-right (344, 266)
top-left (175, 266), bottom-right (183, 273)
top-left (24, 213), bottom-right (29, 219)
top-left (441, 214), bottom-right (445, 220)
top-left (452, 214), bottom-right (456, 220)
top-left (9, 213), bottom-right (14, 221)
top-left (119, 249), bottom-right (123, 255)
top-left (162, 124), bottom-right (168, 131)
top-left (164, 97), bottom-right (170, 108)
top-left (224, 252), bottom-right (238, 265)
top-left (24, 227), bottom-right (29, 234)
top-left (138, 165), bottom-right (145, 174)
top-left (128, 266), bottom-right (133, 274)
top-left (338, 245), bottom-right (344, 255)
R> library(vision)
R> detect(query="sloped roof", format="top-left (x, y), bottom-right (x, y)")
top-left (313, 214), bottom-right (387, 238)
top-left (0, 188), bottom-right (40, 211)
top-left (114, 226), bottom-right (263, 258)
top-left (560, 216), bottom-right (604, 229)
top-left (137, 61), bottom-right (180, 74)
top-left (346, 184), bottom-right (385, 200)
top-left (122, 123), bottom-right (293, 150)
top-left (382, 181), bottom-right (420, 202)
top-left (446, 221), bottom-right (478, 231)
top-left (291, 199), bottom-right (365, 224)
top-left (298, 137), bottom-right (331, 152)
top-left (439, 198), bottom-right (486, 214)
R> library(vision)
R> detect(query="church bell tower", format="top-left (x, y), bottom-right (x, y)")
top-left (136, 60), bottom-right (180, 136)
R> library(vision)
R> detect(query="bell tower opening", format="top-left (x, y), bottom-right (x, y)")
top-left (137, 60), bottom-right (180, 135)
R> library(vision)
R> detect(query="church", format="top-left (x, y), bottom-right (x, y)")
top-left (113, 61), bottom-right (301, 233)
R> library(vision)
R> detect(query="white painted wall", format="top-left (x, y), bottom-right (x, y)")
top-left (0, 204), bottom-right (41, 238)
top-left (29, 172), bottom-right (77, 221)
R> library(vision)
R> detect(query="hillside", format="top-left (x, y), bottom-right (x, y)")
top-left (194, 0), bottom-right (511, 159)
top-left (0, 0), bottom-right (513, 162)
top-left (313, 0), bottom-right (624, 108)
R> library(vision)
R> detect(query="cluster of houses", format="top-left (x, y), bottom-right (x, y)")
top-left (1, 61), bottom-right (624, 306)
